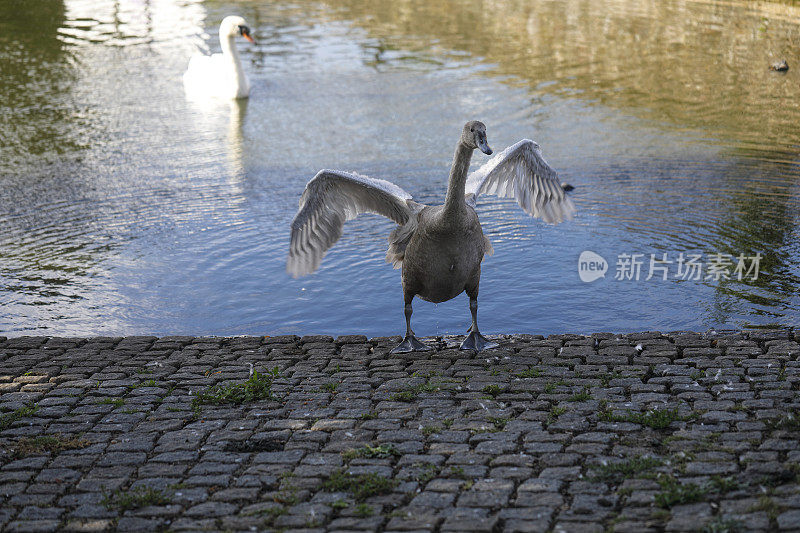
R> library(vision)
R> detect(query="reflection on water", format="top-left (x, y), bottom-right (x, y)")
top-left (320, 0), bottom-right (800, 149)
top-left (185, 93), bottom-right (249, 180)
top-left (1, 0), bottom-right (799, 336)
top-left (0, 0), bottom-right (80, 166)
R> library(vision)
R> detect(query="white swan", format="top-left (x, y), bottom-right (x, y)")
top-left (183, 16), bottom-right (255, 100)
top-left (287, 121), bottom-right (576, 353)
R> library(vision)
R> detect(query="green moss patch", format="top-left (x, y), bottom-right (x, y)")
top-left (192, 368), bottom-right (279, 407)
top-left (322, 470), bottom-right (398, 501)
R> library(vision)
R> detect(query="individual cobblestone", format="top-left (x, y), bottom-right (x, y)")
top-left (0, 331), bottom-right (799, 531)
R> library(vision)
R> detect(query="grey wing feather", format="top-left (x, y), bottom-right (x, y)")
top-left (464, 139), bottom-right (576, 224)
top-left (287, 169), bottom-right (417, 277)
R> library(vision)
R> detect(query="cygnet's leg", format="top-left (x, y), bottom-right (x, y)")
top-left (391, 294), bottom-right (430, 353)
top-left (460, 284), bottom-right (498, 352)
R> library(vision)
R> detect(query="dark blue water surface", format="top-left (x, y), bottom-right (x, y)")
top-left (2, 0), bottom-right (800, 337)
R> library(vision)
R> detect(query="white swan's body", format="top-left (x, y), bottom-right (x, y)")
top-left (287, 122), bottom-right (576, 353)
top-left (183, 16), bottom-right (254, 100)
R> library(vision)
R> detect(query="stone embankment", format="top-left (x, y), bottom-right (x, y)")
top-left (0, 331), bottom-right (799, 532)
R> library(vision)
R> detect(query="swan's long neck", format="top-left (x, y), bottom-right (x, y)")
top-left (443, 141), bottom-right (473, 218)
top-left (220, 32), bottom-right (247, 93)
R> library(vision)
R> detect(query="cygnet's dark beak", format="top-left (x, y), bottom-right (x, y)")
top-left (477, 135), bottom-right (492, 155)
top-left (239, 25), bottom-right (256, 44)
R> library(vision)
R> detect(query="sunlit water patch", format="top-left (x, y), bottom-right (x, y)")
top-left (1, 0), bottom-right (799, 336)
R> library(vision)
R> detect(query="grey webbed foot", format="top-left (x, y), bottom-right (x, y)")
top-left (460, 331), bottom-right (499, 352)
top-left (391, 335), bottom-right (431, 353)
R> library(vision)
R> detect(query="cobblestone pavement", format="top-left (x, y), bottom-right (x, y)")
top-left (1, 331), bottom-right (800, 532)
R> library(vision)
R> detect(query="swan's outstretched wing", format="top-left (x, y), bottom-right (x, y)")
top-left (288, 169), bottom-right (418, 277)
top-left (465, 139), bottom-right (575, 224)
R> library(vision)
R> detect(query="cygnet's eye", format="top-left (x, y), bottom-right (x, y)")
top-left (470, 127), bottom-right (474, 132)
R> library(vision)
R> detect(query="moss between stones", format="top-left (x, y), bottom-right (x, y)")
top-left (192, 367), bottom-right (280, 407)
top-left (11, 434), bottom-right (90, 458)
top-left (599, 407), bottom-right (697, 430)
top-left (102, 486), bottom-right (171, 511)
top-left (342, 444), bottom-right (400, 460)
top-left (589, 456), bottom-right (664, 484)
top-left (322, 470), bottom-right (399, 501)
top-left (0, 404), bottom-right (38, 430)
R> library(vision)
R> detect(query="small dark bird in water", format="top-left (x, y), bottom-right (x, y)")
top-left (770, 60), bottom-right (789, 72)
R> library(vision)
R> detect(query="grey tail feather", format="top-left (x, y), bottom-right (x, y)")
top-left (483, 235), bottom-right (494, 256)
top-left (385, 204), bottom-right (423, 269)
top-left (385, 225), bottom-right (409, 269)
top-left (385, 248), bottom-right (404, 269)
top-left (386, 220), bottom-right (418, 269)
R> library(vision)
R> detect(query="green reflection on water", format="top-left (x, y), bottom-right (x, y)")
top-left (311, 0), bottom-right (800, 149)
top-left (0, 0), bottom-right (93, 168)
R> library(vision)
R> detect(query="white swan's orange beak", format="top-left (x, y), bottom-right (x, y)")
top-left (239, 25), bottom-right (256, 44)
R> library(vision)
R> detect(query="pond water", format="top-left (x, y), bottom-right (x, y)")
top-left (2, 0), bottom-right (800, 337)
